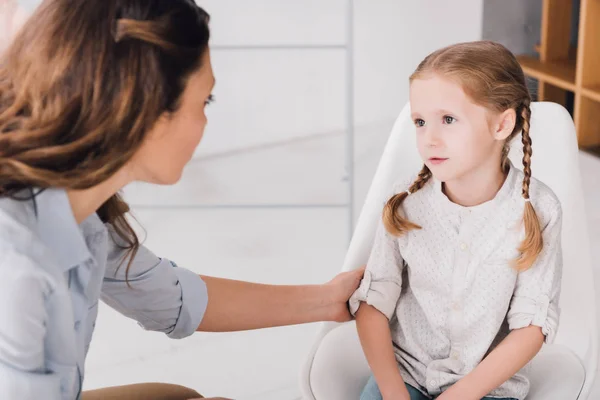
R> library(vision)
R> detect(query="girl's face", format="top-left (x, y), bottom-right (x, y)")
top-left (128, 49), bottom-right (215, 185)
top-left (409, 73), bottom-right (514, 184)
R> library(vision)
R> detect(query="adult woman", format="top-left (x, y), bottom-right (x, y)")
top-left (0, 1), bottom-right (364, 399)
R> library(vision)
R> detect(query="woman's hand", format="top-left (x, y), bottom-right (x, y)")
top-left (324, 266), bottom-right (366, 322)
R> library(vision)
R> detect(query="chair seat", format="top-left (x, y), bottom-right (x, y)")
top-left (527, 343), bottom-right (585, 399)
top-left (308, 321), bottom-right (585, 400)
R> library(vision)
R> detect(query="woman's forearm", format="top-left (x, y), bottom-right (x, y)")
top-left (443, 326), bottom-right (544, 400)
top-left (356, 304), bottom-right (409, 399)
top-left (196, 276), bottom-right (337, 332)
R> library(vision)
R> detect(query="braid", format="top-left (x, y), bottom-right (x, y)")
top-left (501, 143), bottom-right (510, 171)
top-left (515, 102), bottom-right (543, 271)
top-left (520, 103), bottom-right (533, 200)
top-left (383, 165), bottom-right (431, 236)
top-left (408, 165), bottom-right (433, 194)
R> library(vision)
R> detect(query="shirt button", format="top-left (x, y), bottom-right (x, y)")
top-left (451, 351), bottom-right (459, 360)
top-left (453, 302), bottom-right (461, 311)
top-left (460, 242), bottom-right (468, 251)
top-left (74, 321), bottom-right (81, 331)
top-left (430, 379), bottom-right (437, 387)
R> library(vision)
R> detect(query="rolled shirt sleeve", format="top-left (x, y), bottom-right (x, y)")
top-left (101, 228), bottom-right (208, 339)
top-left (349, 219), bottom-right (405, 320)
top-left (507, 203), bottom-right (563, 344)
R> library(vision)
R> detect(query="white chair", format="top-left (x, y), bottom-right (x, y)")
top-left (299, 102), bottom-right (598, 399)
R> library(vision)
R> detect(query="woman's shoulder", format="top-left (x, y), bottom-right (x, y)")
top-left (0, 195), bottom-right (37, 248)
top-left (0, 196), bottom-right (57, 281)
top-left (0, 193), bottom-right (36, 226)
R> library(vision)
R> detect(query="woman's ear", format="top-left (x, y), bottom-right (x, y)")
top-left (493, 108), bottom-right (517, 141)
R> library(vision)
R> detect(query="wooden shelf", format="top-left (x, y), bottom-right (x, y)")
top-left (582, 85), bottom-right (600, 103)
top-left (518, 0), bottom-right (600, 151)
top-left (516, 56), bottom-right (576, 91)
top-left (575, 95), bottom-right (600, 150)
top-left (583, 145), bottom-right (600, 157)
top-left (533, 43), bottom-right (577, 59)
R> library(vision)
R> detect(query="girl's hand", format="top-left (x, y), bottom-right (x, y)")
top-left (381, 381), bottom-right (412, 400)
top-left (383, 395), bottom-right (410, 400)
top-left (437, 394), bottom-right (459, 400)
top-left (382, 390), bottom-right (411, 400)
top-left (436, 388), bottom-right (470, 400)
top-left (324, 266), bottom-right (366, 322)
top-left (189, 398), bottom-right (232, 400)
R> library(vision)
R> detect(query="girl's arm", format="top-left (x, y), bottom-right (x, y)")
top-left (356, 304), bottom-right (410, 400)
top-left (349, 217), bottom-right (407, 399)
top-left (438, 326), bottom-right (544, 400)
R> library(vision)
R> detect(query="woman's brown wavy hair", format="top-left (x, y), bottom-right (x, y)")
top-left (0, 0), bottom-right (210, 275)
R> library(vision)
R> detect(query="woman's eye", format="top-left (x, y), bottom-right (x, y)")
top-left (443, 115), bottom-right (456, 124)
top-left (414, 119), bottom-right (425, 127)
top-left (205, 94), bottom-right (215, 106)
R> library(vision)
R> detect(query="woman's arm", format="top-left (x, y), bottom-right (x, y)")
top-left (356, 304), bottom-right (410, 400)
top-left (103, 228), bottom-right (364, 335)
top-left (197, 268), bottom-right (365, 332)
top-left (438, 326), bottom-right (544, 400)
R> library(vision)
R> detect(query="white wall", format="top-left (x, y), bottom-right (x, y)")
top-left (0, 0), bottom-right (41, 51)
top-left (482, 0), bottom-right (542, 56)
top-left (196, 0), bottom-right (484, 159)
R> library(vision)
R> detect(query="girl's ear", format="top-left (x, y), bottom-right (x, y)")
top-left (493, 108), bottom-right (517, 141)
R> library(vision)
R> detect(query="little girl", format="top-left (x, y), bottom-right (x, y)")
top-left (350, 41), bottom-right (562, 400)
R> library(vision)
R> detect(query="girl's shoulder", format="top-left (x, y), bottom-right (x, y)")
top-left (386, 172), bottom-right (436, 217)
top-left (510, 168), bottom-right (562, 223)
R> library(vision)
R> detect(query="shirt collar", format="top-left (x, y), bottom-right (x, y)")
top-left (432, 160), bottom-right (517, 215)
top-left (35, 188), bottom-right (94, 271)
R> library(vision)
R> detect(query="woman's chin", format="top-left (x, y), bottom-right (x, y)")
top-left (142, 169), bottom-right (184, 186)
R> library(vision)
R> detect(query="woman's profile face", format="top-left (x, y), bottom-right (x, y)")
top-left (128, 49), bottom-right (215, 185)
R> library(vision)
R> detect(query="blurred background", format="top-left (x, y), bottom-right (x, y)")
top-left (1, 1), bottom-right (599, 399)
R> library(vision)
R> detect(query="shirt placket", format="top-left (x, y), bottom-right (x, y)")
top-left (69, 257), bottom-right (95, 400)
top-left (448, 209), bottom-right (475, 369)
top-left (425, 210), bottom-right (470, 395)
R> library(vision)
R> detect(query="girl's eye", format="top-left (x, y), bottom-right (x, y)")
top-left (443, 115), bottom-right (456, 124)
top-left (414, 118), bottom-right (425, 127)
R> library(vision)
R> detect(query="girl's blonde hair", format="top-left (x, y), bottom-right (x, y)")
top-left (383, 40), bottom-right (542, 272)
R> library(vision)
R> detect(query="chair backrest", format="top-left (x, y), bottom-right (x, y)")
top-left (339, 101), bottom-right (598, 395)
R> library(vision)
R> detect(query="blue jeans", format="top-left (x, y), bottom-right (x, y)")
top-left (360, 375), bottom-right (517, 400)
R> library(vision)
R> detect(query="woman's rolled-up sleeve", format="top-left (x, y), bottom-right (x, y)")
top-left (101, 228), bottom-right (208, 339)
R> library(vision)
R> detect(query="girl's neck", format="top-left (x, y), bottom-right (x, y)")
top-left (442, 163), bottom-right (508, 208)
